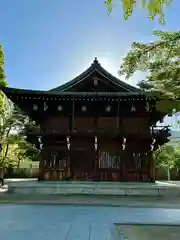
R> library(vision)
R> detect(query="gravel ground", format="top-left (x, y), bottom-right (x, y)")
top-left (116, 224), bottom-right (180, 240)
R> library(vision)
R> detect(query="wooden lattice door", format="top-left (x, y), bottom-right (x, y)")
top-left (70, 137), bottom-right (95, 180)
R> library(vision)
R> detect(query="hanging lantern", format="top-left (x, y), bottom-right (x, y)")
top-left (33, 104), bottom-right (38, 111)
top-left (57, 105), bottom-right (63, 111)
top-left (40, 143), bottom-right (43, 150)
top-left (150, 138), bottom-right (156, 151)
top-left (105, 105), bottom-right (111, 112)
top-left (44, 102), bottom-right (48, 111)
top-left (67, 136), bottom-right (70, 150)
top-left (81, 105), bottom-right (87, 112)
top-left (94, 136), bottom-right (98, 150)
top-left (145, 102), bottom-right (150, 112)
top-left (38, 136), bottom-right (42, 143)
top-left (131, 105), bottom-right (136, 112)
top-left (122, 137), bottom-right (126, 151)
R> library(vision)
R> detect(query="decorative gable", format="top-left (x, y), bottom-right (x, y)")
top-left (50, 58), bottom-right (140, 93)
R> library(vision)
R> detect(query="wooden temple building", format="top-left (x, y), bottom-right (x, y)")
top-left (1, 58), bottom-right (170, 182)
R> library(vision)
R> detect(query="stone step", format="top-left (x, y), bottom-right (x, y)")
top-left (7, 181), bottom-right (180, 198)
top-left (1, 193), bottom-right (180, 209)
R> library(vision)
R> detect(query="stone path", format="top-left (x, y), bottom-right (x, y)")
top-left (0, 204), bottom-right (180, 240)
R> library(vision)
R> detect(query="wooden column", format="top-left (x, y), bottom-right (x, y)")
top-left (38, 149), bottom-right (44, 181)
top-left (149, 152), bottom-right (155, 182)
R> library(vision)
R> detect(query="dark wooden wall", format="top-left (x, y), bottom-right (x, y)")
top-left (38, 114), bottom-right (153, 181)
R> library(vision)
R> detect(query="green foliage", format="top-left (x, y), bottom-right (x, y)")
top-left (137, 80), bottom-right (154, 91)
top-left (104, 0), bottom-right (172, 24)
top-left (0, 101), bottom-right (39, 167)
top-left (0, 45), bottom-right (8, 116)
top-left (0, 45), bottom-right (7, 87)
top-left (119, 30), bottom-right (180, 114)
top-left (16, 139), bottom-right (40, 163)
top-left (154, 144), bottom-right (180, 174)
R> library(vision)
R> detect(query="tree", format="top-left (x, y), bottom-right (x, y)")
top-left (15, 139), bottom-right (40, 167)
top-left (0, 101), bottom-right (39, 168)
top-left (137, 80), bottom-right (154, 91)
top-left (0, 45), bottom-right (7, 88)
top-left (0, 45), bottom-right (8, 115)
top-left (119, 30), bottom-right (180, 114)
top-left (154, 144), bottom-right (180, 180)
top-left (104, 0), bottom-right (172, 24)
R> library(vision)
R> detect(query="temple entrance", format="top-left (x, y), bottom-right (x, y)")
top-left (71, 150), bottom-right (95, 180)
top-left (70, 137), bottom-right (95, 180)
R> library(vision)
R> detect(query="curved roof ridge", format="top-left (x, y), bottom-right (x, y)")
top-left (49, 58), bottom-right (140, 92)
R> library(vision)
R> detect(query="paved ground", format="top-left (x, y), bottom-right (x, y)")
top-left (1, 180), bottom-right (180, 239)
top-left (1, 194), bottom-right (180, 209)
top-left (1, 204), bottom-right (180, 240)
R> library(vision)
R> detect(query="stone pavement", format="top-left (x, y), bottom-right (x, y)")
top-left (1, 194), bottom-right (180, 209)
top-left (0, 204), bottom-right (180, 240)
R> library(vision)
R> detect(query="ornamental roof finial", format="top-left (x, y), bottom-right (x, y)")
top-left (92, 57), bottom-right (100, 66)
top-left (94, 57), bottom-right (98, 63)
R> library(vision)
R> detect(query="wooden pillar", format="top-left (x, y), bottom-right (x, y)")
top-left (38, 150), bottom-right (44, 181)
top-left (94, 136), bottom-right (98, 180)
top-left (149, 152), bottom-right (155, 182)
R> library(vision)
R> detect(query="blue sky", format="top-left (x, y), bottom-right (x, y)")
top-left (1, 0), bottom-right (179, 90)
top-left (0, 0), bottom-right (180, 128)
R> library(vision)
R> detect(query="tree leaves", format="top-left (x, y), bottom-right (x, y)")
top-left (154, 144), bottom-right (176, 169)
top-left (104, 0), bottom-right (172, 24)
top-left (0, 45), bottom-right (7, 88)
top-left (119, 30), bottom-right (180, 113)
top-left (0, 101), bottom-right (39, 167)
top-left (154, 144), bottom-right (180, 176)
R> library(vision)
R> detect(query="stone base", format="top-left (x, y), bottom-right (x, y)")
top-left (7, 181), bottom-right (180, 198)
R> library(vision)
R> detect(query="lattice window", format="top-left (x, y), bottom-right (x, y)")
top-left (133, 153), bottom-right (142, 169)
top-left (98, 151), bottom-right (121, 169)
top-left (126, 153), bottom-right (149, 170)
top-left (58, 157), bottom-right (68, 169)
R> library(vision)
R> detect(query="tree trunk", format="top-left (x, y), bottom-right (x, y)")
top-left (17, 158), bottom-right (21, 168)
top-left (167, 168), bottom-right (171, 181)
top-left (4, 143), bottom-right (9, 158)
top-left (3, 124), bottom-right (12, 160)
